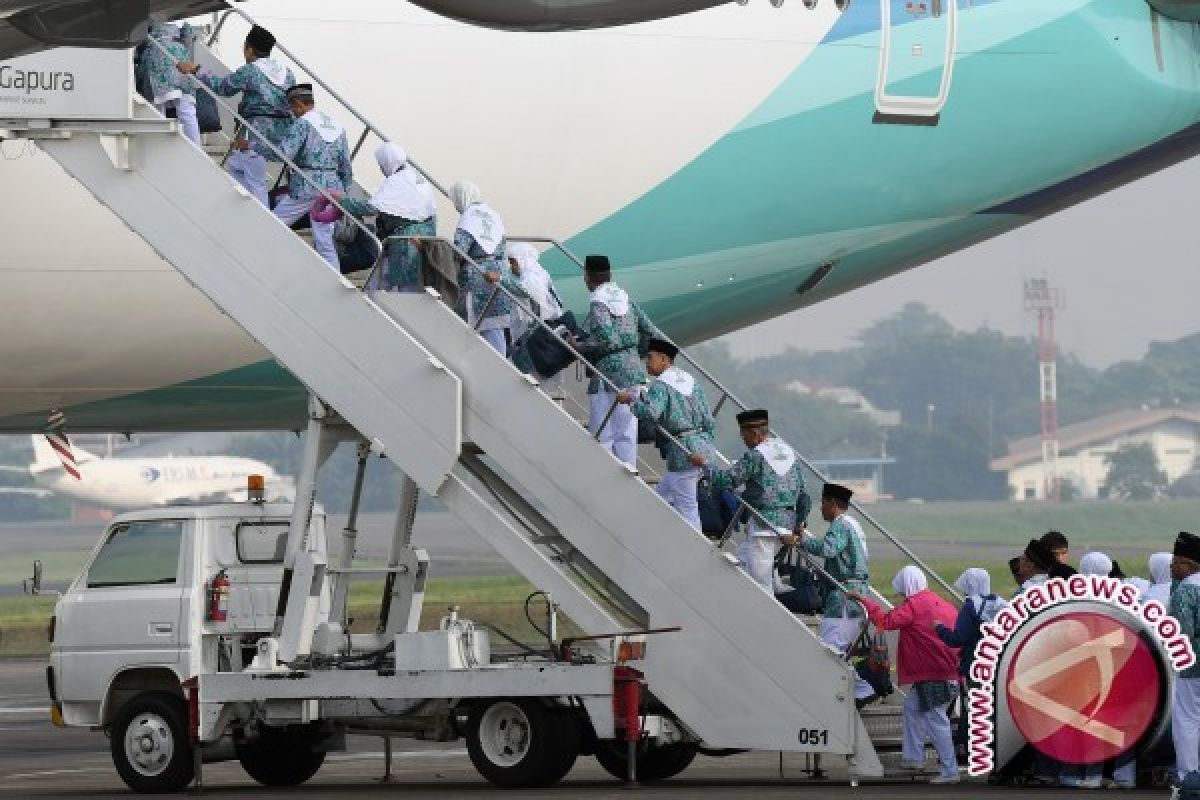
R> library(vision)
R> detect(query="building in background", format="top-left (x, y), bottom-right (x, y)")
top-left (991, 407), bottom-right (1200, 501)
top-left (786, 382), bottom-right (902, 428)
top-left (811, 457), bottom-right (897, 503)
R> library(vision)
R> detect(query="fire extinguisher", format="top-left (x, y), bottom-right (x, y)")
top-left (207, 570), bottom-right (230, 622)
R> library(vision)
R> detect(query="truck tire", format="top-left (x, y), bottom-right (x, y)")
top-left (236, 727), bottom-right (326, 787)
top-left (110, 691), bottom-right (195, 793)
top-left (595, 741), bottom-right (698, 783)
top-left (467, 698), bottom-right (580, 788)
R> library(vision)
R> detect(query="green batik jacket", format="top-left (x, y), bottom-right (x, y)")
top-left (628, 372), bottom-right (717, 472)
top-left (276, 112), bottom-right (353, 201)
top-left (802, 513), bottom-right (870, 619)
top-left (707, 440), bottom-right (807, 529)
top-left (576, 289), bottom-right (662, 394)
top-left (340, 196), bottom-right (435, 291)
top-left (196, 60), bottom-right (295, 161)
top-left (1170, 577), bottom-right (1200, 680)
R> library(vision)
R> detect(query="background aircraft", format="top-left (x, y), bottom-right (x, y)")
top-left (0, 436), bottom-right (290, 510)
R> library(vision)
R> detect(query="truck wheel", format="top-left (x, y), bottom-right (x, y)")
top-left (467, 699), bottom-right (580, 788)
top-left (236, 727), bottom-right (326, 786)
top-left (110, 692), bottom-right (195, 793)
top-left (595, 741), bottom-right (698, 782)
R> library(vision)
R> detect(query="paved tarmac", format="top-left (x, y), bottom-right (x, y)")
top-left (0, 659), bottom-right (1167, 799)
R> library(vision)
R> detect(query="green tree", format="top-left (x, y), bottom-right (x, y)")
top-left (1102, 443), bottom-right (1167, 500)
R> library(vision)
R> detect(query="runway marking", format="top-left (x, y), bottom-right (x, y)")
top-left (2, 766), bottom-right (110, 781)
top-left (327, 749), bottom-right (468, 762)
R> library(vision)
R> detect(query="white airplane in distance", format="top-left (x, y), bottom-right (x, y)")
top-left (0, 436), bottom-right (291, 511)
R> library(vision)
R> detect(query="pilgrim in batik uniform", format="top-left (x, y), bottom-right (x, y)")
top-left (182, 25), bottom-right (295, 206)
top-left (803, 481), bottom-right (876, 703)
top-left (1171, 532), bottom-right (1200, 782)
top-left (449, 181), bottom-right (527, 356)
top-left (618, 338), bottom-right (716, 530)
top-left (145, 22), bottom-right (200, 144)
top-left (704, 409), bottom-right (807, 592)
top-left (337, 142), bottom-right (436, 291)
top-left (575, 255), bottom-right (662, 469)
top-left (272, 83), bottom-right (353, 270)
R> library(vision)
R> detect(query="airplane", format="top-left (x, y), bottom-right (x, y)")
top-left (0, 435), bottom-right (291, 510)
top-left (1, 0), bottom-right (1200, 433)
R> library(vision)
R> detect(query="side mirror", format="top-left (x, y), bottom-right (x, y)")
top-left (23, 560), bottom-right (43, 596)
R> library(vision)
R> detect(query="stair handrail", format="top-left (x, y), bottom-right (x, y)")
top-left (200, 7), bottom-right (949, 604)
top-left (506, 236), bottom-right (961, 602)
top-left (145, 37), bottom-right (384, 275)
top-left (375, 233), bottom-right (885, 616)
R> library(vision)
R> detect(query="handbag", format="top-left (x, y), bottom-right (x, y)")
top-left (195, 89), bottom-right (222, 134)
top-left (774, 548), bottom-right (824, 614)
top-left (850, 629), bottom-right (894, 699)
top-left (513, 312), bottom-right (579, 378)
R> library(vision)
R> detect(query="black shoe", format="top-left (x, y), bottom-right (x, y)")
top-left (855, 693), bottom-right (879, 709)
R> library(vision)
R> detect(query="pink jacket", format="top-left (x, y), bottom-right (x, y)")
top-left (861, 589), bottom-right (960, 685)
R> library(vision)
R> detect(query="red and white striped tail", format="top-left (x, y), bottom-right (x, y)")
top-left (44, 409), bottom-right (81, 481)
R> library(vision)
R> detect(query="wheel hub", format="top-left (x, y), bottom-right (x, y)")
top-left (124, 712), bottom-right (174, 777)
top-left (479, 702), bottom-right (532, 767)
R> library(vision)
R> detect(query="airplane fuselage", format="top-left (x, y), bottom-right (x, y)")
top-left (1, 0), bottom-right (1198, 432)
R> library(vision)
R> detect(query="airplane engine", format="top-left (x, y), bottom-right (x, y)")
top-left (1148, 0), bottom-right (1200, 21)
top-left (407, 0), bottom-right (730, 31)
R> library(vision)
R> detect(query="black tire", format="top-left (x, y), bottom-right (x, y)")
top-left (466, 698), bottom-right (581, 788)
top-left (110, 691), bottom-right (195, 794)
top-left (236, 726), bottom-right (326, 787)
top-left (595, 741), bottom-right (698, 783)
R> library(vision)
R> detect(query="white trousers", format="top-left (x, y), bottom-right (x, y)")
top-left (589, 392), bottom-right (638, 468)
top-left (818, 617), bottom-right (876, 700)
top-left (157, 95), bottom-right (200, 145)
top-left (902, 689), bottom-right (958, 777)
top-left (273, 194), bottom-right (339, 271)
top-left (736, 537), bottom-right (779, 592)
top-left (480, 326), bottom-right (508, 357)
top-left (228, 149), bottom-right (268, 207)
top-left (656, 468), bottom-right (701, 531)
top-left (1174, 676), bottom-right (1200, 779)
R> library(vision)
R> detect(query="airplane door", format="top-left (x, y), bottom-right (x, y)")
top-left (876, 0), bottom-right (958, 121)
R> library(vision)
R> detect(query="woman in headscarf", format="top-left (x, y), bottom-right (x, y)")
top-left (505, 242), bottom-right (564, 341)
top-left (449, 181), bottom-right (527, 355)
top-left (936, 569), bottom-right (1008, 771)
top-left (854, 566), bottom-right (961, 783)
top-left (143, 22), bottom-right (201, 145)
top-left (1078, 551), bottom-right (1113, 576)
top-left (1146, 551), bottom-right (1174, 606)
top-left (334, 142), bottom-right (436, 291)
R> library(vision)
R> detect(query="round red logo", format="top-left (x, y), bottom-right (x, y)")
top-left (1005, 610), bottom-right (1162, 764)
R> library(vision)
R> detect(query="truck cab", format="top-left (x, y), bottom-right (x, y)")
top-left (49, 504), bottom-right (330, 786)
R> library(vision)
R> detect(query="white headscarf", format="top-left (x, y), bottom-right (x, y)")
top-left (893, 565), bottom-right (927, 598)
top-left (1079, 551), bottom-right (1113, 576)
top-left (368, 142), bottom-right (436, 221)
top-left (451, 181), bottom-right (505, 256)
top-left (1149, 552), bottom-right (1173, 585)
top-left (507, 242), bottom-right (562, 320)
top-left (955, 568), bottom-right (991, 599)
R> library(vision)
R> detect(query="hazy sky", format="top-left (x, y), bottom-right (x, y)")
top-left (719, 157), bottom-right (1200, 368)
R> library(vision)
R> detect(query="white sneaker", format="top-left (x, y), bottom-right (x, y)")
top-left (930, 774), bottom-right (961, 785)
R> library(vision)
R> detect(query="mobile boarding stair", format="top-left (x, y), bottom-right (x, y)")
top-left (0, 11), bottom-right (960, 783)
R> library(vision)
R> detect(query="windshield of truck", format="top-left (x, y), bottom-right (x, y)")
top-left (236, 520), bottom-right (289, 564)
top-left (87, 519), bottom-right (183, 588)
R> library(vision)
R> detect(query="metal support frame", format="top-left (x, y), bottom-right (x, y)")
top-left (379, 475), bottom-right (427, 635)
top-left (330, 441), bottom-right (371, 626)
